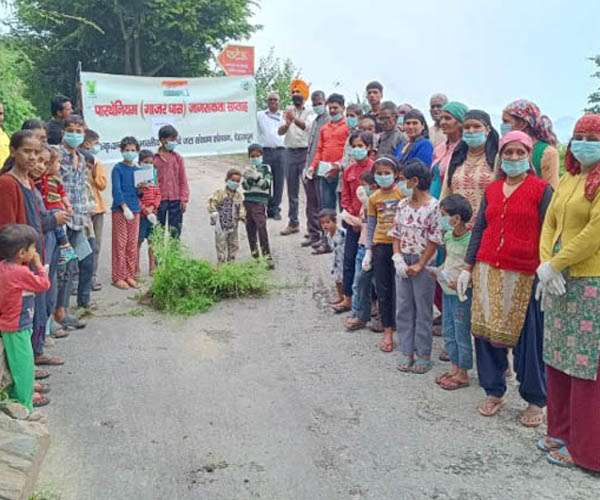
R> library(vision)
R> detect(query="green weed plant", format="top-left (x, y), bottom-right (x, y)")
top-left (149, 226), bottom-right (270, 316)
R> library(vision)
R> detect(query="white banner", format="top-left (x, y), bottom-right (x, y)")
top-left (80, 71), bottom-right (257, 162)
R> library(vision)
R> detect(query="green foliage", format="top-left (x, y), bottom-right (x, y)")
top-left (586, 55), bottom-right (600, 113)
top-left (255, 47), bottom-right (300, 110)
top-left (149, 227), bottom-right (270, 316)
top-left (558, 143), bottom-right (567, 176)
top-left (0, 41), bottom-right (37, 134)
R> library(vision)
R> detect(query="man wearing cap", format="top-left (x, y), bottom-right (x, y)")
top-left (278, 79), bottom-right (314, 236)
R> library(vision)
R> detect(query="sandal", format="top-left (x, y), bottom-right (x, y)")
top-left (380, 335), bottom-right (393, 353)
top-left (547, 446), bottom-right (575, 468)
top-left (331, 302), bottom-right (351, 314)
top-left (61, 315), bottom-right (86, 330)
top-left (536, 436), bottom-right (567, 453)
top-left (346, 318), bottom-right (367, 331)
top-left (411, 360), bottom-right (433, 374)
top-left (438, 350), bottom-right (450, 362)
top-left (35, 368), bottom-right (50, 380)
top-left (112, 280), bottom-right (129, 290)
top-left (477, 396), bottom-right (506, 417)
top-left (440, 376), bottom-right (470, 390)
top-left (435, 372), bottom-right (453, 385)
top-left (33, 393), bottom-right (50, 408)
top-left (397, 357), bottom-right (414, 372)
top-left (312, 245), bottom-right (332, 255)
top-left (520, 404), bottom-right (544, 428)
top-left (34, 382), bottom-right (50, 394)
top-left (34, 354), bottom-right (65, 366)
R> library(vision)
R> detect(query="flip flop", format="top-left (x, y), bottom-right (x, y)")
top-left (33, 393), bottom-right (50, 408)
top-left (346, 319), bottom-right (367, 331)
top-left (521, 406), bottom-right (545, 428)
top-left (477, 396), bottom-right (506, 417)
top-left (331, 303), bottom-right (351, 314)
top-left (397, 357), bottom-right (414, 372)
top-left (547, 446), bottom-right (575, 468)
top-left (438, 350), bottom-right (450, 362)
top-left (380, 337), bottom-right (394, 353)
top-left (34, 355), bottom-right (65, 366)
top-left (34, 382), bottom-right (50, 394)
top-left (411, 360), bottom-right (433, 374)
top-left (536, 436), bottom-right (567, 453)
top-left (35, 369), bottom-right (50, 380)
top-left (441, 377), bottom-right (470, 390)
top-left (435, 372), bottom-right (452, 385)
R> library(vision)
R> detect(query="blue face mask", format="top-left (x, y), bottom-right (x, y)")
top-left (440, 215), bottom-right (455, 232)
top-left (571, 140), bottom-right (600, 166)
top-left (251, 156), bottom-right (263, 167)
top-left (398, 180), bottom-right (414, 197)
top-left (330, 112), bottom-right (343, 122)
top-left (313, 104), bottom-right (325, 115)
top-left (346, 116), bottom-right (358, 129)
top-left (375, 173), bottom-right (395, 189)
top-left (501, 158), bottom-right (530, 177)
top-left (91, 144), bottom-right (102, 155)
top-left (63, 132), bottom-right (84, 148)
top-left (397, 116), bottom-right (404, 126)
top-left (226, 180), bottom-right (240, 191)
top-left (122, 151), bottom-right (138, 163)
top-left (463, 131), bottom-right (487, 148)
top-left (500, 123), bottom-right (512, 137)
top-left (350, 147), bottom-right (368, 161)
top-left (165, 141), bottom-right (178, 151)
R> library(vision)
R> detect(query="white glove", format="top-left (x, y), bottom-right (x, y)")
top-left (209, 212), bottom-right (218, 226)
top-left (147, 213), bottom-right (158, 225)
top-left (457, 270), bottom-right (471, 302)
top-left (305, 168), bottom-right (314, 180)
top-left (392, 253), bottom-right (408, 279)
top-left (536, 262), bottom-right (566, 296)
top-left (123, 206), bottom-right (134, 221)
top-left (535, 281), bottom-right (548, 311)
top-left (362, 249), bottom-right (373, 272)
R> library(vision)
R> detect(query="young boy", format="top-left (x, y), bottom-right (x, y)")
top-left (0, 224), bottom-right (51, 419)
top-left (137, 150), bottom-right (161, 275)
top-left (153, 125), bottom-right (189, 238)
top-left (431, 194), bottom-right (473, 390)
top-left (80, 128), bottom-right (106, 291)
top-left (208, 169), bottom-right (246, 264)
top-left (243, 144), bottom-right (273, 267)
top-left (319, 209), bottom-right (346, 306)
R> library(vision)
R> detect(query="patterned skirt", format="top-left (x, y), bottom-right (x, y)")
top-left (471, 262), bottom-right (534, 347)
top-left (543, 276), bottom-right (600, 381)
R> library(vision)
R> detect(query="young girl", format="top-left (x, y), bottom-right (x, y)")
top-left (390, 159), bottom-right (443, 374)
top-left (363, 156), bottom-right (405, 352)
top-left (137, 149), bottom-right (161, 275)
top-left (111, 137), bottom-right (143, 289)
top-left (319, 209), bottom-right (346, 304)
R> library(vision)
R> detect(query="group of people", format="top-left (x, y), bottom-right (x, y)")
top-left (255, 80), bottom-right (600, 472)
top-left (0, 95), bottom-right (189, 422)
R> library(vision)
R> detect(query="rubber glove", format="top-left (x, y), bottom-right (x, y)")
top-left (362, 249), bottom-right (373, 272)
top-left (123, 206), bottom-right (134, 221)
top-left (457, 270), bottom-right (471, 302)
top-left (147, 213), bottom-right (158, 225)
top-left (209, 212), bottom-right (219, 226)
top-left (392, 253), bottom-right (408, 279)
top-left (536, 262), bottom-right (566, 296)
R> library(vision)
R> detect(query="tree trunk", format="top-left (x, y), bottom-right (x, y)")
top-left (134, 34), bottom-right (142, 75)
top-left (124, 38), bottom-right (132, 74)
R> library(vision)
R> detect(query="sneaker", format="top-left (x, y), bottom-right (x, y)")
top-left (280, 226), bottom-right (300, 236)
top-left (92, 282), bottom-right (102, 292)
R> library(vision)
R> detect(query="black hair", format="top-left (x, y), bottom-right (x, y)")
top-left (139, 149), bottom-right (154, 163)
top-left (50, 95), bottom-right (71, 117)
top-left (21, 119), bottom-right (46, 130)
top-left (84, 129), bottom-right (99, 143)
top-left (372, 156), bottom-right (399, 173)
top-left (359, 170), bottom-right (375, 185)
top-left (158, 125), bottom-right (178, 140)
top-left (226, 168), bottom-right (242, 180)
top-left (359, 116), bottom-right (376, 126)
top-left (0, 224), bottom-right (39, 260)
top-left (82, 150), bottom-right (95, 165)
top-left (380, 101), bottom-right (397, 114)
top-left (248, 143), bottom-right (263, 155)
top-left (402, 159), bottom-right (432, 190)
top-left (440, 194), bottom-right (473, 223)
top-left (318, 208), bottom-right (337, 222)
top-left (62, 114), bottom-right (85, 129)
top-left (311, 90), bottom-right (325, 101)
top-left (349, 130), bottom-right (373, 148)
top-left (346, 103), bottom-right (364, 117)
top-left (326, 93), bottom-right (345, 107)
top-left (0, 130), bottom-right (37, 176)
top-left (119, 136), bottom-right (140, 151)
top-left (366, 81), bottom-right (383, 93)
top-left (403, 109), bottom-right (430, 139)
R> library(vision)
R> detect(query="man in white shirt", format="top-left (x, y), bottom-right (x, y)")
top-left (278, 79), bottom-right (314, 235)
top-left (429, 93), bottom-right (448, 147)
top-left (257, 92), bottom-right (285, 220)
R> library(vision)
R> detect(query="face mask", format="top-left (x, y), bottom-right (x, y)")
top-left (292, 95), bottom-right (304, 106)
top-left (375, 173), bottom-right (395, 189)
top-left (463, 131), bottom-right (487, 148)
top-left (165, 141), bottom-right (178, 151)
top-left (226, 180), bottom-right (240, 191)
top-left (397, 116), bottom-right (404, 126)
top-left (251, 156), bottom-right (263, 167)
top-left (398, 180), bottom-right (414, 197)
top-left (64, 132), bottom-right (84, 148)
top-left (500, 123), bottom-right (512, 137)
top-left (122, 151), bottom-right (138, 163)
top-left (440, 215), bottom-right (455, 232)
top-left (346, 116), bottom-right (358, 129)
top-left (313, 104), bottom-right (325, 115)
top-left (571, 140), bottom-right (600, 166)
top-left (91, 144), bottom-right (102, 155)
top-left (501, 158), bottom-right (530, 177)
top-left (330, 112), bottom-right (343, 122)
top-left (350, 147), bottom-right (368, 161)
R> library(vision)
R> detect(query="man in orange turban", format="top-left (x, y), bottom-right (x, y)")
top-left (290, 79), bottom-right (310, 102)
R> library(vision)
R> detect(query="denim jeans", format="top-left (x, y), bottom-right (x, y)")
top-left (342, 223), bottom-right (360, 296)
top-left (351, 245), bottom-right (374, 322)
top-left (77, 238), bottom-right (95, 307)
top-left (442, 292), bottom-right (473, 369)
top-left (158, 200), bottom-right (184, 238)
top-left (319, 176), bottom-right (338, 211)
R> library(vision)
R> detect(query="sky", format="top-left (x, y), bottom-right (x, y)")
top-left (245, 0), bottom-right (600, 141)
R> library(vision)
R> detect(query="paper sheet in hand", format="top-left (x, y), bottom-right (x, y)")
top-left (134, 167), bottom-right (155, 186)
top-left (316, 161), bottom-right (332, 177)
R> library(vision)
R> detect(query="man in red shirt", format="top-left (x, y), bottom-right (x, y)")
top-left (309, 93), bottom-right (349, 211)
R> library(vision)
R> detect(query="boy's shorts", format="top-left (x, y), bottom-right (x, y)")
top-left (139, 216), bottom-right (154, 244)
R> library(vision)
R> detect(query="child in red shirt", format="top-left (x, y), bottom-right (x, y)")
top-left (0, 224), bottom-right (50, 419)
top-left (137, 150), bottom-right (161, 275)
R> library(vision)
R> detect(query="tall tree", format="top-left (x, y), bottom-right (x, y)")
top-left (255, 47), bottom-right (300, 110)
top-left (586, 55), bottom-right (600, 114)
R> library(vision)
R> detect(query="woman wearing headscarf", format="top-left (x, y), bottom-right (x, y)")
top-left (457, 131), bottom-right (553, 425)
top-left (394, 109), bottom-right (433, 167)
top-left (430, 102), bottom-right (468, 199)
top-left (536, 114), bottom-right (600, 470)
top-left (501, 99), bottom-right (559, 188)
top-left (440, 110), bottom-right (499, 228)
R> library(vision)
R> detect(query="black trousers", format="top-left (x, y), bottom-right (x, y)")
top-left (264, 147), bottom-right (284, 218)
top-left (373, 243), bottom-right (396, 329)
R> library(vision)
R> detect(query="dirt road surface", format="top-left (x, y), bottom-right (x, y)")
top-left (36, 156), bottom-right (597, 499)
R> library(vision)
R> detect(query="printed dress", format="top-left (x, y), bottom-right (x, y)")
top-left (329, 227), bottom-right (346, 283)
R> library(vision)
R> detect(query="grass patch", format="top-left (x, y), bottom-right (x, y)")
top-left (148, 227), bottom-right (271, 316)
